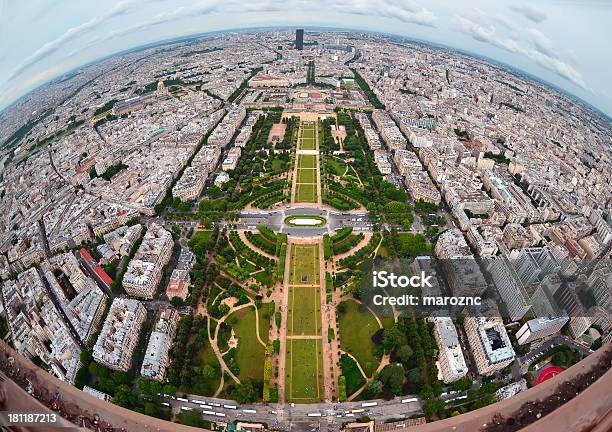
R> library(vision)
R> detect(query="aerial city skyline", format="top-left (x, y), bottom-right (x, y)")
top-left (0, 10), bottom-right (610, 432)
top-left (1, 0), bottom-right (612, 117)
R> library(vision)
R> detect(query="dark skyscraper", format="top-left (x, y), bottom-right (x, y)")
top-left (296, 29), bottom-right (304, 50)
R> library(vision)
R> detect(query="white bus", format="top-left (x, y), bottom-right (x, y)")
top-left (352, 409), bottom-right (365, 413)
top-left (180, 406), bottom-right (192, 411)
top-left (361, 402), bottom-right (378, 407)
top-left (191, 399), bottom-right (207, 405)
top-left (401, 398), bottom-right (418, 404)
top-left (307, 412), bottom-right (322, 417)
top-left (203, 411), bottom-right (216, 416)
top-left (223, 404), bottom-right (238, 409)
top-left (215, 412), bottom-right (227, 418)
top-left (243, 409), bottom-right (257, 414)
top-left (176, 397), bottom-right (189, 403)
top-left (161, 402), bottom-right (170, 407)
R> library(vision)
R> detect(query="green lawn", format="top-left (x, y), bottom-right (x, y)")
top-left (288, 286), bottom-right (321, 336)
top-left (226, 307), bottom-right (265, 381)
top-left (257, 302), bottom-right (273, 344)
top-left (298, 154), bottom-right (316, 169)
top-left (189, 335), bottom-right (222, 396)
top-left (337, 300), bottom-right (381, 377)
top-left (296, 183), bottom-right (317, 202)
top-left (325, 157), bottom-right (346, 176)
top-left (299, 123), bottom-right (316, 150)
top-left (286, 338), bottom-right (324, 402)
top-left (297, 168), bottom-right (316, 183)
top-left (289, 244), bottom-right (320, 285)
top-left (340, 354), bottom-right (367, 396)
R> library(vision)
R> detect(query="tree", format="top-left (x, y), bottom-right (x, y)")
top-left (202, 364), bottom-right (216, 378)
top-left (162, 384), bottom-right (176, 397)
top-left (113, 385), bottom-right (137, 408)
top-left (383, 326), bottom-right (404, 352)
top-left (232, 380), bottom-right (258, 404)
top-left (137, 376), bottom-right (151, 394)
top-left (379, 364), bottom-right (405, 394)
top-left (395, 345), bottom-right (413, 363)
top-left (171, 296), bottom-right (184, 307)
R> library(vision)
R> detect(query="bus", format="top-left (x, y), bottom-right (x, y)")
top-left (361, 402), bottom-right (378, 407)
top-left (176, 397), bottom-right (189, 403)
top-left (401, 398), bottom-right (418, 404)
top-left (307, 412), bottom-right (322, 417)
top-left (223, 404), bottom-right (238, 409)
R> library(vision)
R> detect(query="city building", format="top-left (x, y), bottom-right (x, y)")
top-left (516, 316), bottom-right (569, 345)
top-left (295, 29), bottom-right (304, 50)
top-left (123, 223), bottom-right (174, 299)
top-left (93, 298), bottom-right (146, 371)
top-left (141, 307), bottom-right (179, 381)
top-left (464, 316), bottom-right (515, 376)
top-left (431, 316), bottom-right (468, 383)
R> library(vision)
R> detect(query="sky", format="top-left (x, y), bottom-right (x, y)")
top-left (0, 0), bottom-right (611, 116)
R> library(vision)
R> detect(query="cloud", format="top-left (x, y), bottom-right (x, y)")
top-left (69, 0), bottom-right (435, 58)
top-left (330, 0), bottom-right (436, 27)
top-left (453, 15), bottom-right (588, 89)
top-left (509, 4), bottom-right (547, 23)
top-left (527, 28), bottom-right (557, 58)
top-left (8, 1), bottom-right (130, 80)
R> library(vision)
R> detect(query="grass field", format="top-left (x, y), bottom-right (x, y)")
top-left (298, 154), bottom-right (316, 168)
top-left (285, 338), bottom-right (324, 402)
top-left (296, 184), bottom-right (316, 202)
top-left (295, 154), bottom-right (317, 203)
top-left (337, 300), bottom-right (381, 377)
top-left (289, 243), bottom-right (320, 285)
top-left (288, 286), bottom-right (321, 335)
top-left (226, 307), bottom-right (265, 381)
top-left (297, 168), bottom-right (316, 183)
top-left (299, 123), bottom-right (316, 150)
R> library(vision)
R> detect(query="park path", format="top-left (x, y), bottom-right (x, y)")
top-left (210, 301), bottom-right (256, 385)
top-left (333, 232), bottom-right (373, 263)
top-left (237, 229), bottom-right (276, 260)
top-left (276, 238), bottom-right (293, 403)
top-left (289, 123), bottom-right (302, 204)
top-left (315, 120), bottom-right (323, 206)
top-left (252, 305), bottom-right (268, 348)
top-left (340, 350), bottom-right (368, 380)
top-left (318, 240), bottom-right (335, 402)
top-left (348, 355), bottom-right (391, 401)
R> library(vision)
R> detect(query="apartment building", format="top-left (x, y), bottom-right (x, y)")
top-left (464, 316), bottom-right (515, 376)
top-left (431, 316), bottom-right (468, 383)
top-left (93, 298), bottom-right (146, 371)
top-left (140, 307), bottom-right (180, 381)
top-left (123, 223), bottom-right (173, 299)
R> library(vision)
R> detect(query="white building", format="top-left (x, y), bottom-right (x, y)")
top-left (431, 316), bottom-right (468, 383)
top-left (516, 316), bottom-right (569, 345)
top-left (123, 223), bottom-right (173, 299)
top-left (140, 307), bottom-right (180, 381)
top-left (93, 298), bottom-right (146, 371)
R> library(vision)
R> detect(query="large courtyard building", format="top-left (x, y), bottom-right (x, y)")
top-left (93, 298), bottom-right (147, 371)
top-left (464, 316), bottom-right (515, 376)
top-left (123, 223), bottom-right (174, 299)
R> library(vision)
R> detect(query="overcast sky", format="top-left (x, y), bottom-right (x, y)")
top-left (0, 0), bottom-right (610, 116)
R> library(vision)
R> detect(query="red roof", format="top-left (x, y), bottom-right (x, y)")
top-left (80, 248), bottom-right (93, 264)
top-left (94, 265), bottom-right (113, 286)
